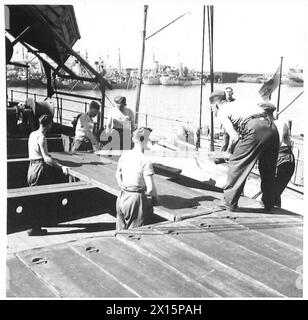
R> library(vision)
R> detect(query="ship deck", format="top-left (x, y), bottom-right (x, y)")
top-left (7, 152), bottom-right (303, 298)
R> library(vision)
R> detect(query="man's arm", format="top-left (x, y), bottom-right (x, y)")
top-left (38, 136), bottom-right (69, 174)
top-left (115, 161), bottom-right (123, 188)
top-left (220, 131), bottom-right (230, 152)
top-left (129, 109), bottom-right (135, 131)
top-left (217, 111), bottom-right (239, 153)
top-left (80, 115), bottom-right (100, 149)
top-left (144, 175), bottom-right (159, 205)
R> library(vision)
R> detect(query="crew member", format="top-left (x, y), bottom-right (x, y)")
top-left (27, 114), bottom-right (69, 235)
top-left (274, 119), bottom-right (295, 207)
top-left (224, 87), bottom-right (235, 102)
top-left (106, 96), bottom-right (135, 150)
top-left (209, 90), bottom-right (279, 211)
top-left (73, 100), bottom-right (101, 151)
top-left (115, 127), bottom-right (159, 229)
top-left (220, 87), bottom-right (236, 152)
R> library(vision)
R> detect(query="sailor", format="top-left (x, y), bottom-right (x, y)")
top-left (224, 86), bottom-right (236, 102)
top-left (106, 96), bottom-right (135, 150)
top-left (115, 127), bottom-right (159, 230)
top-left (220, 86), bottom-right (236, 152)
top-left (27, 114), bottom-right (69, 235)
top-left (209, 90), bottom-right (279, 211)
top-left (73, 100), bottom-right (101, 151)
top-left (274, 119), bottom-right (295, 207)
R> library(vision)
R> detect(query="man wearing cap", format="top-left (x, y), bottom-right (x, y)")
top-left (115, 127), bottom-right (159, 229)
top-left (27, 114), bottom-right (69, 235)
top-left (106, 96), bottom-right (135, 150)
top-left (209, 90), bottom-right (279, 211)
top-left (73, 100), bottom-right (101, 151)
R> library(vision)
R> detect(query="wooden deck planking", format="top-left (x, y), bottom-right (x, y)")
top-left (253, 227), bottom-right (303, 250)
top-left (115, 232), bottom-right (285, 297)
top-left (16, 244), bottom-right (137, 298)
top-left (7, 214), bottom-right (116, 254)
top-left (8, 181), bottom-right (95, 198)
top-left (182, 216), bottom-right (302, 271)
top-left (69, 237), bottom-right (217, 298)
top-left (147, 219), bottom-right (302, 297)
top-left (7, 255), bottom-right (57, 298)
top-left (100, 159), bottom-right (223, 220)
top-left (51, 152), bottom-right (224, 221)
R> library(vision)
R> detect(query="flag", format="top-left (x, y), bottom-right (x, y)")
top-left (258, 66), bottom-right (281, 100)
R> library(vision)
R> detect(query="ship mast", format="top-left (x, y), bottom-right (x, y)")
top-left (197, 5), bottom-right (206, 151)
top-left (135, 8), bottom-right (190, 127)
top-left (118, 48), bottom-right (122, 84)
top-left (135, 5), bottom-right (148, 127)
top-left (207, 5), bottom-right (214, 151)
top-left (276, 56), bottom-right (283, 116)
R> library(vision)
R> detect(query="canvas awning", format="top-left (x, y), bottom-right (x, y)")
top-left (6, 5), bottom-right (80, 66)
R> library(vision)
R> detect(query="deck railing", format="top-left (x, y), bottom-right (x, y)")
top-left (8, 89), bottom-right (193, 130)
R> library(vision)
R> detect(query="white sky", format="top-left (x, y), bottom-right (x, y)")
top-left (72, 0), bottom-right (306, 73)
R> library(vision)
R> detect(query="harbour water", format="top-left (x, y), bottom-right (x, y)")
top-left (8, 82), bottom-right (304, 136)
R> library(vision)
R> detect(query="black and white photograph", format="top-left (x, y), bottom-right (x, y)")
top-left (2, 0), bottom-right (306, 302)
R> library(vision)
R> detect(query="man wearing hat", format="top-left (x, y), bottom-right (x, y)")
top-left (209, 90), bottom-right (279, 211)
top-left (27, 114), bottom-right (69, 235)
top-left (115, 127), bottom-right (158, 229)
top-left (106, 96), bottom-right (135, 150)
top-left (73, 100), bottom-right (101, 151)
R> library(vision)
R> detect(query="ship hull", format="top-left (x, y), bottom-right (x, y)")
top-left (160, 76), bottom-right (179, 86)
top-left (143, 77), bottom-right (161, 85)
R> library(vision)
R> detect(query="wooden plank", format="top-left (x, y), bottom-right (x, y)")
top-left (182, 216), bottom-right (302, 271)
top-left (51, 152), bottom-right (224, 221)
top-left (115, 231), bottom-right (285, 297)
top-left (147, 219), bottom-right (302, 297)
top-left (99, 157), bottom-right (224, 220)
top-left (69, 237), bottom-right (217, 297)
top-left (17, 243), bottom-right (138, 298)
top-left (254, 227), bottom-right (303, 250)
top-left (8, 181), bottom-right (95, 198)
top-left (7, 255), bottom-right (57, 298)
top-left (7, 214), bottom-right (116, 255)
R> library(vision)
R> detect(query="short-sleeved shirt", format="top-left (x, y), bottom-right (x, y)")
top-left (117, 150), bottom-right (154, 191)
top-left (75, 113), bottom-right (94, 140)
top-left (107, 107), bottom-right (135, 130)
top-left (275, 119), bottom-right (292, 147)
top-left (217, 101), bottom-right (263, 132)
top-left (28, 130), bottom-right (44, 160)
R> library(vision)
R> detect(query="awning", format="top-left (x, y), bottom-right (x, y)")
top-left (6, 5), bottom-right (80, 66)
